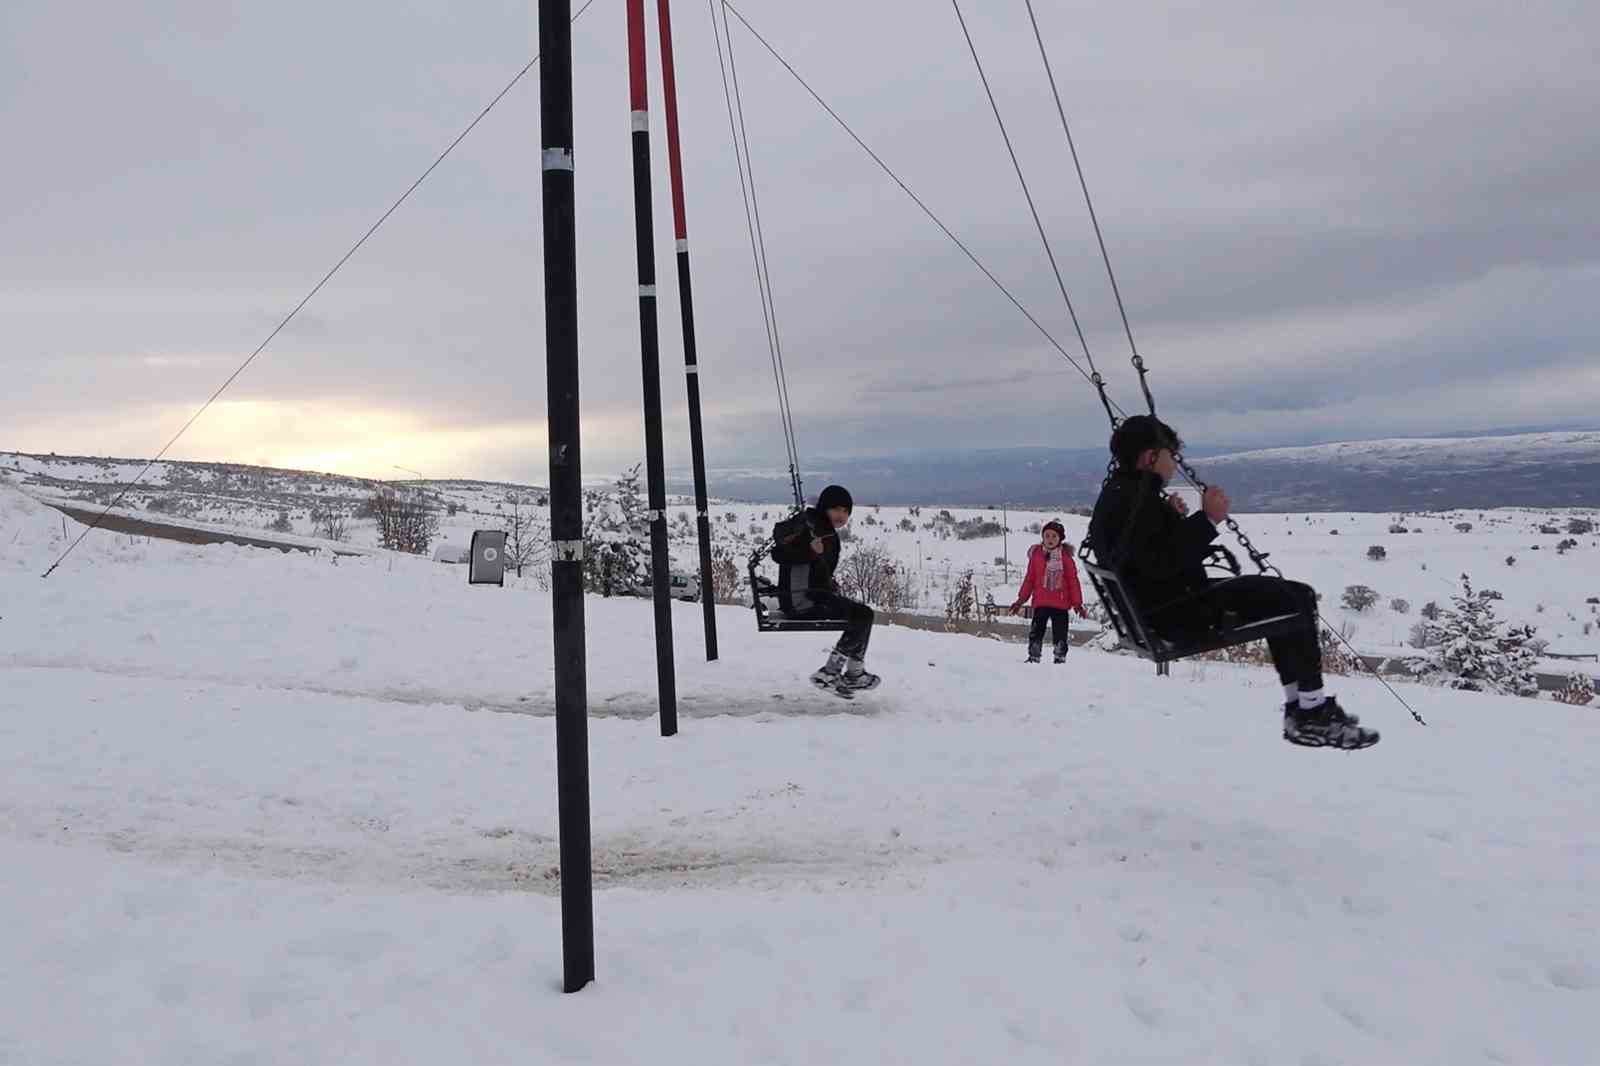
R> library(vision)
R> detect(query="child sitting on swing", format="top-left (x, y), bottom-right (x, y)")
top-left (1009, 519), bottom-right (1086, 663)
top-left (771, 485), bottom-right (879, 696)
top-left (1087, 415), bottom-right (1378, 750)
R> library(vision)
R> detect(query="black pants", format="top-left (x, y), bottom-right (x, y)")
top-left (1028, 607), bottom-right (1071, 656)
top-left (1155, 576), bottom-right (1322, 690)
top-left (795, 590), bottom-right (875, 660)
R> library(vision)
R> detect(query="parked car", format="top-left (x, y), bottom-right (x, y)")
top-left (636, 570), bottom-right (700, 602)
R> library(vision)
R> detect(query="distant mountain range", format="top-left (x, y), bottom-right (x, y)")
top-left (6, 429), bottom-right (1596, 516)
top-left (673, 430), bottom-right (1600, 511)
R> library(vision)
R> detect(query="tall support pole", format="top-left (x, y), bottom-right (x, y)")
top-left (627, 0), bottom-right (680, 737)
top-left (539, 0), bottom-right (595, 993)
top-left (656, 0), bottom-right (719, 661)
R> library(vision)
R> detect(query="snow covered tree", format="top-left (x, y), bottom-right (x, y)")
top-left (582, 465), bottom-right (649, 597)
top-left (1413, 574), bottom-right (1540, 696)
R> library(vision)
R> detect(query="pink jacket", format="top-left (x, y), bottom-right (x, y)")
top-left (1015, 543), bottom-right (1084, 611)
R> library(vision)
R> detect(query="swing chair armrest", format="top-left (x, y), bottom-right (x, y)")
top-left (1202, 545), bottom-right (1242, 577)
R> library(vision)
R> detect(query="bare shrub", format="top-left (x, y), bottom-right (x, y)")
top-left (944, 569), bottom-right (977, 622)
top-left (710, 549), bottom-right (742, 604)
top-left (312, 508), bottom-right (350, 542)
top-left (369, 489), bottom-right (439, 555)
top-left (504, 496), bottom-right (543, 577)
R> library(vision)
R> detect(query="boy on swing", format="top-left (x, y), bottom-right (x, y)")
top-left (771, 485), bottom-right (880, 697)
top-left (1087, 415), bottom-right (1378, 750)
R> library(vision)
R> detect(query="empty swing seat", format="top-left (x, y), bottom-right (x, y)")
top-left (747, 551), bottom-right (850, 634)
top-left (1081, 559), bottom-right (1311, 666)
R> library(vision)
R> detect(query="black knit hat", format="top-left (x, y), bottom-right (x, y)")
top-left (1110, 415), bottom-right (1182, 471)
top-left (816, 485), bottom-right (854, 514)
top-left (1042, 519), bottom-right (1066, 539)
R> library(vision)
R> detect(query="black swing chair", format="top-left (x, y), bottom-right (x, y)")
top-left (746, 543), bottom-right (850, 634)
top-left (1079, 543), bottom-right (1312, 669)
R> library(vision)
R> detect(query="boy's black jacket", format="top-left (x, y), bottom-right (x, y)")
top-left (771, 507), bottom-right (839, 590)
top-left (1087, 470), bottom-right (1218, 609)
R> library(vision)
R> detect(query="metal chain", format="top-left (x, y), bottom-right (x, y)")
top-left (1171, 452), bottom-right (1281, 577)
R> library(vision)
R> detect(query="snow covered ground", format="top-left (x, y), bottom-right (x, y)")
top-left (2, 482), bottom-right (1597, 1063)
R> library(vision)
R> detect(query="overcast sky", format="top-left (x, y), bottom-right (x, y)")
top-left (3, 0), bottom-right (1596, 482)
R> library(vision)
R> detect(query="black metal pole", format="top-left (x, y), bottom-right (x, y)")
top-left (539, 0), bottom-right (595, 993)
top-left (656, 0), bottom-right (718, 661)
top-left (627, 0), bottom-right (680, 737)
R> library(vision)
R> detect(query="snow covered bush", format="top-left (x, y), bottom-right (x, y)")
top-left (1567, 518), bottom-right (1594, 535)
top-left (1390, 598), bottom-right (1411, 614)
top-left (1412, 575), bottom-right (1540, 697)
top-left (1341, 585), bottom-right (1380, 612)
top-left (1367, 545), bottom-right (1387, 561)
top-left (1553, 671), bottom-right (1595, 706)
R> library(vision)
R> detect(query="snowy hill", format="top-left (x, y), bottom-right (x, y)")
top-left (1, 479), bottom-right (1596, 1063)
top-left (675, 429), bottom-right (1600, 510)
top-left (1194, 430), bottom-right (1600, 511)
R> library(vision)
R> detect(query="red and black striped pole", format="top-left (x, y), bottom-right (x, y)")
top-left (655, 0), bottom-right (719, 662)
top-left (627, 0), bottom-right (680, 736)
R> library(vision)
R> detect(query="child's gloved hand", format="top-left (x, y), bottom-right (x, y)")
top-left (1008, 600), bottom-right (1023, 616)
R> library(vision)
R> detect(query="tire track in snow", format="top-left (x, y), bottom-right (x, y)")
top-left (0, 656), bottom-right (885, 720)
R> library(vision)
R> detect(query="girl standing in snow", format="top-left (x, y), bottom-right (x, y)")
top-left (1009, 520), bottom-right (1086, 663)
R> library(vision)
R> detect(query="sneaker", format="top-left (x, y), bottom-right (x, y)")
top-left (1025, 655), bottom-right (1041, 664)
top-left (1052, 643), bottom-right (1069, 664)
top-left (1283, 700), bottom-right (1359, 725)
top-left (1283, 698), bottom-right (1379, 750)
top-left (839, 670), bottom-right (881, 692)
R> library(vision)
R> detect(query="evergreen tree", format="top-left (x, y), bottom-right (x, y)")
top-left (1415, 574), bottom-right (1540, 696)
top-left (582, 464), bottom-right (649, 596)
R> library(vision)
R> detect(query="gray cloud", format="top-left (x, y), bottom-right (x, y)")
top-left (3, 0), bottom-right (1596, 482)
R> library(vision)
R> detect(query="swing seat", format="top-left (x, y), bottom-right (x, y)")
top-left (747, 549), bottom-right (850, 634)
top-left (1082, 549), bottom-right (1311, 666)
